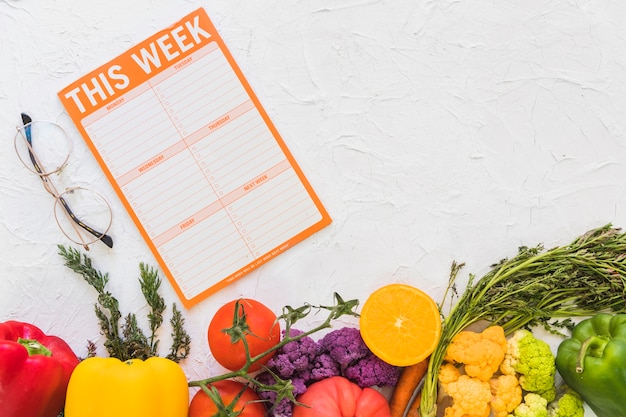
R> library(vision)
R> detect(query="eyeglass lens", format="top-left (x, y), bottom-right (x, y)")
top-left (54, 187), bottom-right (113, 248)
top-left (15, 116), bottom-right (72, 177)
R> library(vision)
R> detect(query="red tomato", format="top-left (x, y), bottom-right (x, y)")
top-left (293, 376), bottom-right (392, 417)
top-left (188, 379), bottom-right (266, 417)
top-left (208, 298), bottom-right (280, 372)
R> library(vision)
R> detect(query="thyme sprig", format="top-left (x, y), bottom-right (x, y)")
top-left (139, 263), bottom-right (165, 354)
top-left (58, 244), bottom-right (191, 362)
top-left (167, 303), bottom-right (191, 362)
top-left (420, 224), bottom-right (626, 417)
top-left (188, 293), bottom-right (360, 413)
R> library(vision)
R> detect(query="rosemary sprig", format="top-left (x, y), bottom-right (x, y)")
top-left (420, 224), bottom-right (626, 417)
top-left (58, 245), bottom-right (191, 362)
top-left (58, 245), bottom-right (126, 358)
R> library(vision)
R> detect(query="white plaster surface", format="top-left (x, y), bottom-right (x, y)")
top-left (2, 0), bottom-right (625, 413)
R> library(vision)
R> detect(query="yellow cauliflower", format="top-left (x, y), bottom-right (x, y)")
top-left (439, 363), bottom-right (492, 417)
top-left (444, 375), bottom-right (492, 417)
top-left (444, 325), bottom-right (508, 381)
top-left (439, 362), bottom-right (462, 386)
top-left (490, 374), bottom-right (522, 417)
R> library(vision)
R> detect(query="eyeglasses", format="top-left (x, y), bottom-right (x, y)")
top-left (14, 113), bottom-right (114, 250)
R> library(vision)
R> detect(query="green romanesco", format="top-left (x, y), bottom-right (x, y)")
top-left (508, 385), bottom-right (584, 417)
top-left (547, 389), bottom-right (584, 417)
top-left (510, 393), bottom-right (548, 417)
top-left (500, 329), bottom-right (556, 401)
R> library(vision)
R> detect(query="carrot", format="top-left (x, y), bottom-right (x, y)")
top-left (389, 357), bottom-right (429, 417)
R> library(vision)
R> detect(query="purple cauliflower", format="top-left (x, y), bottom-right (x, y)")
top-left (310, 352), bottom-right (341, 381)
top-left (319, 327), bottom-right (402, 388)
top-left (267, 398), bottom-right (292, 417)
top-left (255, 328), bottom-right (322, 416)
top-left (318, 327), bottom-right (371, 370)
top-left (344, 351), bottom-right (401, 388)
top-left (266, 329), bottom-right (321, 380)
top-left (256, 371), bottom-right (306, 417)
top-left (253, 326), bottom-right (401, 416)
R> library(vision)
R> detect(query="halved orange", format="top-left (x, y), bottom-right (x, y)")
top-left (359, 283), bottom-right (441, 366)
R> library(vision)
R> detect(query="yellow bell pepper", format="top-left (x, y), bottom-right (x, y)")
top-left (64, 356), bottom-right (189, 417)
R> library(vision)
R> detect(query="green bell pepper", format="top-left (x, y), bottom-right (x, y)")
top-left (555, 313), bottom-right (626, 417)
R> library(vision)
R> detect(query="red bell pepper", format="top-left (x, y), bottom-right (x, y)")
top-left (0, 320), bottom-right (80, 417)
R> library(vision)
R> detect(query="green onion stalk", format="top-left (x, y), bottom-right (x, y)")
top-left (420, 224), bottom-right (626, 417)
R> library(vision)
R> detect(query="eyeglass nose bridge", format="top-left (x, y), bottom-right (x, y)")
top-left (40, 175), bottom-right (62, 200)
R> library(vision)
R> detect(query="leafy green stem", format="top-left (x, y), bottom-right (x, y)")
top-left (420, 224), bottom-right (626, 417)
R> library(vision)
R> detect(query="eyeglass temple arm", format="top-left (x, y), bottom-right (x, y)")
top-left (57, 196), bottom-right (114, 248)
top-left (20, 113), bottom-right (114, 249)
top-left (20, 113), bottom-right (42, 174)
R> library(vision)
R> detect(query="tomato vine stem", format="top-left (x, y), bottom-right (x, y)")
top-left (188, 293), bottom-right (360, 411)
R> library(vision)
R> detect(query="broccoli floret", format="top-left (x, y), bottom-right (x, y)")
top-left (500, 329), bottom-right (556, 400)
top-left (511, 393), bottom-right (549, 417)
top-left (547, 388), bottom-right (584, 417)
top-left (343, 351), bottom-right (401, 388)
top-left (319, 327), bottom-right (371, 369)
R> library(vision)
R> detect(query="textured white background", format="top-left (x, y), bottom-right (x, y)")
top-left (2, 0), bottom-right (625, 412)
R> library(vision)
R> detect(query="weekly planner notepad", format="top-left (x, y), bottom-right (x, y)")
top-left (58, 8), bottom-right (331, 308)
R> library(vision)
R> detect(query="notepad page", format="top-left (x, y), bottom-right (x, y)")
top-left (59, 9), bottom-right (331, 307)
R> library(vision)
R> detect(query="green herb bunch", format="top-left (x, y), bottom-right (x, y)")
top-left (420, 224), bottom-right (626, 417)
top-left (58, 245), bottom-right (191, 362)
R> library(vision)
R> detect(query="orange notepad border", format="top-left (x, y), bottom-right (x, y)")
top-left (58, 8), bottom-right (331, 308)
